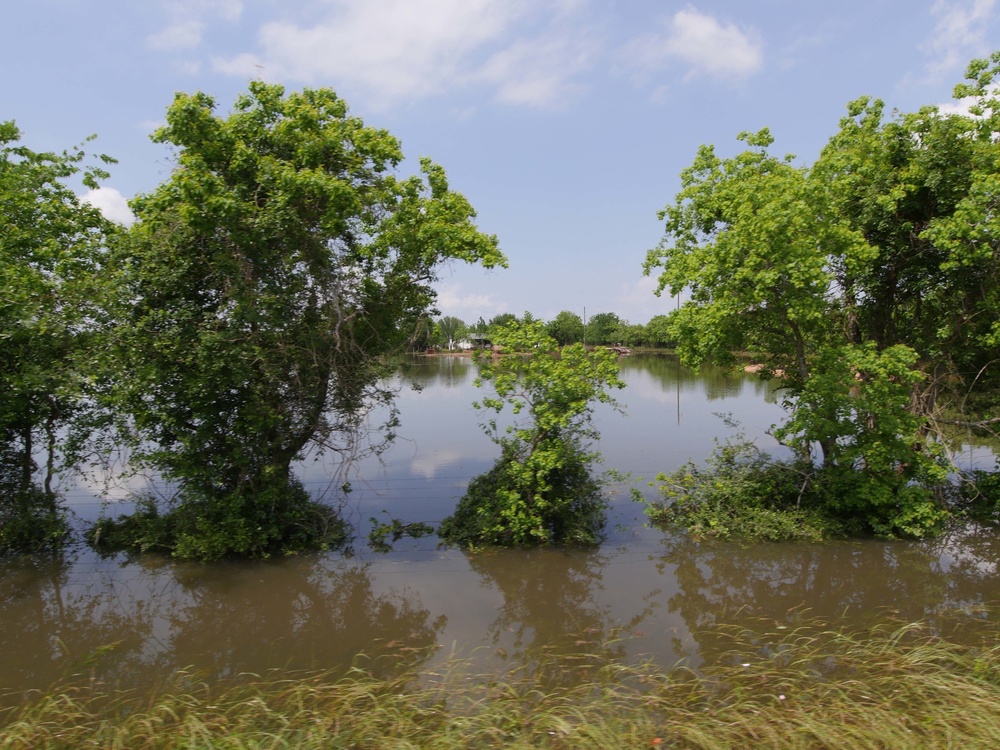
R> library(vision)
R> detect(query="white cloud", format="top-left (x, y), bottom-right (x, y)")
top-left (147, 0), bottom-right (243, 50)
top-left (938, 94), bottom-right (979, 115)
top-left (174, 59), bottom-right (202, 75)
top-left (410, 449), bottom-right (464, 480)
top-left (140, 119), bottom-right (166, 134)
top-left (211, 51), bottom-right (262, 78)
top-left (218, 0), bottom-right (522, 102)
top-left (622, 7), bottom-right (763, 83)
top-left (479, 34), bottom-right (596, 108)
top-left (164, 0), bottom-right (243, 22)
top-left (81, 187), bottom-right (136, 227)
top-left (147, 20), bottom-right (204, 50)
top-left (435, 282), bottom-right (506, 319)
top-left (213, 0), bottom-right (596, 109)
top-left (922, 0), bottom-right (997, 79)
top-left (613, 275), bottom-right (679, 324)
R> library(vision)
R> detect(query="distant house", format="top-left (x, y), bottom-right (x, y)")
top-left (469, 336), bottom-right (492, 350)
top-left (454, 336), bottom-right (492, 351)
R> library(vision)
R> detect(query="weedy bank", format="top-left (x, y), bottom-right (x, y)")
top-left (4, 612), bottom-right (1000, 749)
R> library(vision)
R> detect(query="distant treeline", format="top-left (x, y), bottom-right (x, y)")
top-left (423, 311), bottom-right (675, 349)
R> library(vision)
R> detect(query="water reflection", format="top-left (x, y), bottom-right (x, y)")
top-left (654, 523), bottom-right (1000, 665)
top-left (4, 354), bottom-right (1000, 702)
top-left (158, 557), bottom-right (445, 679)
top-left (0, 553), bottom-right (445, 700)
top-left (396, 354), bottom-right (476, 389)
top-left (0, 551), bottom-right (155, 692)
top-left (617, 354), bottom-right (780, 403)
top-left (466, 548), bottom-right (634, 653)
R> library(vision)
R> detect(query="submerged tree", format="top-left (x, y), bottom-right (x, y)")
top-left (439, 321), bottom-right (625, 547)
top-left (0, 122), bottom-right (113, 552)
top-left (95, 82), bottom-right (505, 560)
top-left (644, 55), bottom-right (1000, 537)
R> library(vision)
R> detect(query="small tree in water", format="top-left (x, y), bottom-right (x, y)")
top-left (439, 321), bottom-right (625, 547)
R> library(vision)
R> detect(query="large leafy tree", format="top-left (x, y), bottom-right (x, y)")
top-left (0, 122), bottom-right (113, 551)
top-left (99, 82), bottom-right (505, 559)
top-left (644, 56), bottom-right (1000, 536)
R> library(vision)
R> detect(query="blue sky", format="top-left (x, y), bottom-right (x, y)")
top-left (4, 1), bottom-right (998, 324)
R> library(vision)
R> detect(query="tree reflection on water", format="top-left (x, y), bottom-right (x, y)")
top-left (0, 553), bottom-right (445, 700)
top-left (462, 546), bottom-right (657, 685)
top-left (655, 522), bottom-right (1000, 666)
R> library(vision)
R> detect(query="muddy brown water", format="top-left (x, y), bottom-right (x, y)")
top-left (2, 354), bottom-right (998, 700)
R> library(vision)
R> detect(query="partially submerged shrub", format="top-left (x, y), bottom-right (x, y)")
top-left (649, 430), bottom-right (952, 541)
top-left (955, 467), bottom-right (1000, 522)
top-left (368, 514), bottom-right (435, 552)
top-left (0, 482), bottom-right (70, 555)
top-left (88, 478), bottom-right (348, 561)
top-left (648, 435), bottom-right (836, 542)
top-left (439, 440), bottom-right (608, 547)
top-left (439, 321), bottom-right (625, 548)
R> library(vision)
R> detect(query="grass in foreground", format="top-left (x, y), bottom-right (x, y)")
top-left (3, 614), bottom-right (1000, 749)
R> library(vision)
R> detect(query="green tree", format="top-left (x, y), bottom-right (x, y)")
top-left (545, 310), bottom-right (584, 345)
top-left (439, 321), bottom-right (625, 547)
top-left (487, 312), bottom-right (517, 335)
top-left (0, 122), bottom-right (114, 552)
top-left (585, 312), bottom-right (620, 346)
top-left (814, 91), bottom-right (1000, 430)
top-left (612, 320), bottom-right (643, 347)
top-left (641, 58), bottom-right (1000, 536)
top-left (644, 315), bottom-right (674, 348)
top-left (435, 316), bottom-right (467, 348)
top-left (96, 82), bottom-right (505, 560)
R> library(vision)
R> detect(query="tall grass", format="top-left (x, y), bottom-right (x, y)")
top-left (4, 614), bottom-right (1000, 749)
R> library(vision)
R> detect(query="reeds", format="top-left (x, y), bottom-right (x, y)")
top-left (4, 615), bottom-right (1000, 749)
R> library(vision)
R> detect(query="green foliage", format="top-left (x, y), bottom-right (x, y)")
top-left (611, 320), bottom-right (644, 347)
top-left (649, 430), bottom-right (948, 541)
top-left (367, 514), bottom-right (434, 552)
top-left (96, 82), bottom-right (504, 559)
top-left (439, 321), bottom-right (625, 547)
top-left (951, 467), bottom-right (1000, 523)
top-left (89, 479), bottom-right (348, 561)
top-left (439, 440), bottom-right (608, 547)
top-left (643, 56), bottom-right (1000, 537)
top-left (545, 310), bottom-right (584, 345)
top-left (771, 343), bottom-right (949, 536)
top-left (0, 476), bottom-right (70, 554)
top-left (433, 315), bottom-right (467, 348)
top-left (642, 314), bottom-right (674, 348)
top-left (487, 312), bottom-right (518, 334)
top-left (0, 122), bottom-right (114, 552)
top-left (649, 434), bottom-right (836, 542)
top-left (584, 311), bottom-right (621, 345)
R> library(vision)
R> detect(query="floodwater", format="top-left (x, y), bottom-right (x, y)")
top-left (3, 354), bottom-right (999, 700)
